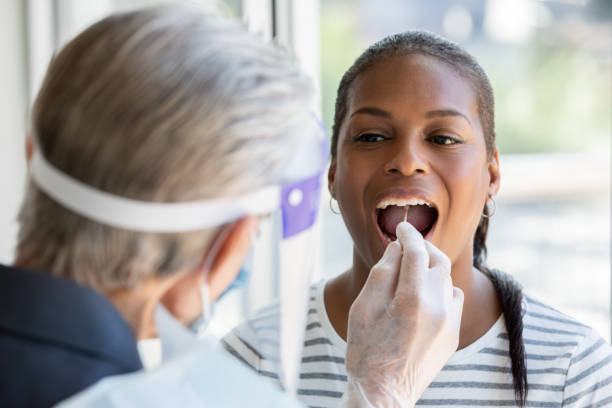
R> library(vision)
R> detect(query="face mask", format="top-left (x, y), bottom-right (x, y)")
top-left (188, 262), bottom-right (252, 335)
top-left (219, 266), bottom-right (251, 300)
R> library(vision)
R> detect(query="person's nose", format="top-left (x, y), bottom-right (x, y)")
top-left (383, 138), bottom-right (429, 177)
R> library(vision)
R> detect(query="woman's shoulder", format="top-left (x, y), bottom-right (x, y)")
top-left (521, 294), bottom-right (608, 353)
top-left (221, 301), bottom-right (282, 372)
top-left (522, 294), bottom-right (612, 403)
top-left (221, 282), bottom-right (323, 371)
top-left (522, 294), bottom-right (594, 338)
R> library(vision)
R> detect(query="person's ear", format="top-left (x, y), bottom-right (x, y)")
top-left (26, 135), bottom-right (34, 162)
top-left (328, 159), bottom-right (336, 198)
top-left (204, 215), bottom-right (259, 301)
top-left (160, 215), bottom-right (258, 326)
top-left (487, 149), bottom-right (501, 198)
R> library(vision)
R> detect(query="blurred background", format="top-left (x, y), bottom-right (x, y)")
top-left (0, 0), bottom-right (610, 340)
top-left (318, 0), bottom-right (611, 341)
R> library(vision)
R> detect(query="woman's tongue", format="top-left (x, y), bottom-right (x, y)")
top-left (378, 205), bottom-right (432, 239)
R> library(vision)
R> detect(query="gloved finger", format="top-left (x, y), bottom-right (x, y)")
top-left (423, 240), bottom-right (451, 272)
top-left (354, 240), bottom-right (402, 313)
top-left (395, 221), bottom-right (429, 294)
top-left (450, 286), bottom-right (465, 326)
top-left (423, 239), bottom-right (454, 302)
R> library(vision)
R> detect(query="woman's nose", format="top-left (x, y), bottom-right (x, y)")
top-left (383, 140), bottom-right (429, 176)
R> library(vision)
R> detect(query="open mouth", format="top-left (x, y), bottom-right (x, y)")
top-left (376, 198), bottom-right (438, 242)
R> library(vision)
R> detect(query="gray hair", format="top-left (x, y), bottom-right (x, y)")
top-left (16, 6), bottom-right (314, 290)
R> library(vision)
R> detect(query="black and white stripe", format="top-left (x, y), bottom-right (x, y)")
top-left (223, 282), bottom-right (612, 408)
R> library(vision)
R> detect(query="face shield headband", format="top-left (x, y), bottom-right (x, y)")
top-left (29, 151), bottom-right (282, 233)
top-left (29, 114), bottom-right (327, 236)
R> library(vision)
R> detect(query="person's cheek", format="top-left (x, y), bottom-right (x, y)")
top-left (437, 153), bottom-right (486, 261)
top-left (338, 152), bottom-right (379, 264)
top-left (337, 155), bottom-right (365, 220)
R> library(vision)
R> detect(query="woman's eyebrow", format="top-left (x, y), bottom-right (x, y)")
top-left (424, 109), bottom-right (471, 125)
top-left (349, 107), bottom-right (392, 119)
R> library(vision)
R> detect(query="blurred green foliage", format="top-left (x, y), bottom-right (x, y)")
top-left (320, 4), bottom-right (364, 136)
top-left (320, 4), bottom-right (611, 154)
top-left (485, 45), bottom-right (611, 154)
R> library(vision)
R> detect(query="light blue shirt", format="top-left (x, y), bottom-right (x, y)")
top-left (57, 339), bottom-right (303, 408)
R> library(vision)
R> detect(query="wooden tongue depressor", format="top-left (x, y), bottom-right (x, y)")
top-left (403, 206), bottom-right (408, 223)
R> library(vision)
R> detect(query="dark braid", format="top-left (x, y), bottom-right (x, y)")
top-left (475, 208), bottom-right (528, 406)
top-left (331, 31), bottom-right (528, 406)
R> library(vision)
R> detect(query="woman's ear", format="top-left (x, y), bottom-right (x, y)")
top-left (26, 135), bottom-right (34, 162)
top-left (160, 216), bottom-right (258, 325)
top-left (328, 160), bottom-right (336, 198)
top-left (488, 149), bottom-right (501, 197)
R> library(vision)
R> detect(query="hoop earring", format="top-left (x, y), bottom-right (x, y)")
top-left (329, 197), bottom-right (340, 215)
top-left (482, 197), bottom-right (496, 218)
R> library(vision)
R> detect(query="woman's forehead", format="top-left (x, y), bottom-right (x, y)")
top-left (347, 54), bottom-right (479, 120)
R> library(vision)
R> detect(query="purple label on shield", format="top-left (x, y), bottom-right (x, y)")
top-left (281, 173), bottom-right (323, 239)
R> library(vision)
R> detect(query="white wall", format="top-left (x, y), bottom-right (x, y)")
top-left (0, 0), bottom-right (28, 263)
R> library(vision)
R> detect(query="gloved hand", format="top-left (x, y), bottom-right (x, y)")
top-left (339, 222), bottom-right (464, 408)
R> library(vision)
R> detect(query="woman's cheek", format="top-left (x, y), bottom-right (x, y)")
top-left (436, 157), bottom-right (489, 259)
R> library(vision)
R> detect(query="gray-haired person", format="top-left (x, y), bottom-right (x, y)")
top-left (1, 6), bottom-right (463, 408)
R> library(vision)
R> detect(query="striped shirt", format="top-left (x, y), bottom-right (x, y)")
top-left (223, 279), bottom-right (612, 408)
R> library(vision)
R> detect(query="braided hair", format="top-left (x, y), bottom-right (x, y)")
top-left (330, 30), bottom-right (528, 406)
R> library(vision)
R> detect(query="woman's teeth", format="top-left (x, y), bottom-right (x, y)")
top-left (376, 197), bottom-right (433, 210)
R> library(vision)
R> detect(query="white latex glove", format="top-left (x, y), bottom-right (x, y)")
top-left (339, 221), bottom-right (464, 408)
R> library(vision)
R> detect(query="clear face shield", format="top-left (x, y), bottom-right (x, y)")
top-left (231, 117), bottom-right (328, 395)
top-left (29, 112), bottom-right (328, 395)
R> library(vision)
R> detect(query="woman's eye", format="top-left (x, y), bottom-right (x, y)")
top-left (428, 135), bottom-right (461, 145)
top-left (354, 133), bottom-right (387, 143)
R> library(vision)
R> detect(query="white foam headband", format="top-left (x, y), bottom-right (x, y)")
top-left (29, 150), bottom-right (280, 233)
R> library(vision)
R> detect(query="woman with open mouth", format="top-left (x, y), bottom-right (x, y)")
top-left (224, 31), bottom-right (612, 407)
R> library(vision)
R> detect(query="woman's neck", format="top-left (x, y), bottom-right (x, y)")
top-left (324, 245), bottom-right (502, 349)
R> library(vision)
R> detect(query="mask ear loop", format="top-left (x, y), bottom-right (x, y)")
top-left (198, 283), bottom-right (212, 337)
top-left (193, 222), bottom-right (237, 338)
